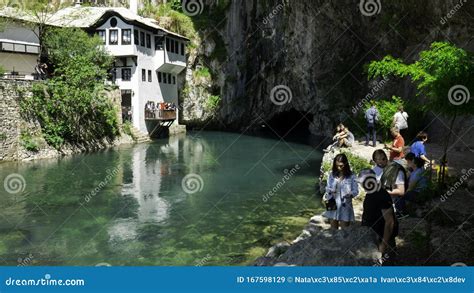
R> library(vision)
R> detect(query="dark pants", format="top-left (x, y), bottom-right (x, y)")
top-left (392, 190), bottom-right (418, 212)
top-left (399, 128), bottom-right (408, 141)
top-left (366, 123), bottom-right (376, 146)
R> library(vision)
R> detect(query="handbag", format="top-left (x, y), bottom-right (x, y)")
top-left (323, 194), bottom-right (337, 211)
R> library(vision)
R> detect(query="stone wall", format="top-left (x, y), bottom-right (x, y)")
top-left (0, 80), bottom-right (32, 161)
top-left (0, 79), bottom-right (129, 162)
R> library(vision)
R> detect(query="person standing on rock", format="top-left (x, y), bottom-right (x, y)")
top-left (359, 169), bottom-right (398, 265)
top-left (410, 131), bottom-right (433, 167)
top-left (323, 154), bottom-right (359, 229)
top-left (365, 100), bottom-right (379, 147)
top-left (385, 127), bottom-right (405, 163)
top-left (392, 105), bottom-right (409, 139)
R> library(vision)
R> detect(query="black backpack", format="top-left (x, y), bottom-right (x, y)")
top-left (380, 162), bottom-right (408, 191)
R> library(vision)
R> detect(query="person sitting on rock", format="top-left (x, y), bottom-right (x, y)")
top-left (323, 153), bottom-right (359, 229)
top-left (324, 124), bottom-right (345, 152)
top-left (338, 126), bottom-right (355, 148)
top-left (395, 153), bottom-right (428, 218)
top-left (359, 169), bottom-right (398, 265)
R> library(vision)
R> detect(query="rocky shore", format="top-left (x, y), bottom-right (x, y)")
top-left (256, 141), bottom-right (474, 266)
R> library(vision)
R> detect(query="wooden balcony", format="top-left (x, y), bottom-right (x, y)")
top-left (145, 109), bottom-right (176, 121)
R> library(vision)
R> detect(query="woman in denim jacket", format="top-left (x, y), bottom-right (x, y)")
top-left (323, 153), bottom-right (359, 229)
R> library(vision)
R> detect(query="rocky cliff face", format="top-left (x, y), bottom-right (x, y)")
top-left (182, 0), bottom-right (474, 143)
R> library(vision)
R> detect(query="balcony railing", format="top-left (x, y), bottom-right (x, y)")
top-left (145, 109), bottom-right (176, 121)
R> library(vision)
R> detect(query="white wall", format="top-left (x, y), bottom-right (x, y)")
top-left (0, 53), bottom-right (37, 77)
top-left (96, 16), bottom-right (187, 133)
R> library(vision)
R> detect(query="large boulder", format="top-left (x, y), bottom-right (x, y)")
top-left (255, 225), bottom-right (380, 266)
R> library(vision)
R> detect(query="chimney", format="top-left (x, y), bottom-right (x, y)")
top-left (129, 0), bottom-right (138, 14)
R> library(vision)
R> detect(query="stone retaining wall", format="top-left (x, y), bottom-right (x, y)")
top-left (0, 79), bottom-right (127, 162)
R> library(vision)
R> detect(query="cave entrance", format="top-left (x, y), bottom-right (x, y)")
top-left (262, 109), bottom-right (313, 144)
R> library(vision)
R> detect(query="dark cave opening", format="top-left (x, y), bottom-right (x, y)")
top-left (259, 109), bottom-right (315, 145)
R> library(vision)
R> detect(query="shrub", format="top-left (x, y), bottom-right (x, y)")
top-left (206, 95), bottom-right (221, 111)
top-left (122, 121), bottom-right (136, 140)
top-left (20, 131), bottom-right (39, 152)
top-left (21, 28), bottom-right (118, 149)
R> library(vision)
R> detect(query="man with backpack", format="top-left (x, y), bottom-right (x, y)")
top-left (359, 169), bottom-right (398, 265)
top-left (371, 150), bottom-right (408, 220)
top-left (365, 100), bottom-right (379, 147)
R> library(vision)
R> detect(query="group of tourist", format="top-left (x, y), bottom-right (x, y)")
top-left (144, 101), bottom-right (177, 118)
top-left (321, 100), bottom-right (434, 264)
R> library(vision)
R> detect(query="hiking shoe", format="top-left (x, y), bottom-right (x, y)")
top-left (396, 211), bottom-right (409, 220)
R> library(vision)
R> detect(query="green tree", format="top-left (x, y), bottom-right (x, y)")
top-left (21, 27), bottom-right (118, 148)
top-left (367, 42), bottom-right (474, 183)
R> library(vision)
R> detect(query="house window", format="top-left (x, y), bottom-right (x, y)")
top-left (122, 29), bottom-right (131, 45)
top-left (97, 30), bottom-right (106, 44)
top-left (173, 76), bottom-right (176, 84)
top-left (134, 29), bottom-right (139, 45)
top-left (168, 73), bottom-right (172, 84)
top-left (109, 29), bottom-right (118, 45)
top-left (171, 39), bottom-right (175, 53)
top-left (166, 38), bottom-right (170, 51)
top-left (121, 68), bottom-right (131, 81)
top-left (142, 69), bottom-right (146, 81)
top-left (158, 72), bottom-right (162, 83)
top-left (148, 70), bottom-right (152, 82)
top-left (146, 34), bottom-right (151, 48)
top-left (110, 17), bottom-right (118, 27)
top-left (140, 31), bottom-right (145, 46)
top-left (181, 43), bottom-right (185, 55)
top-left (155, 36), bottom-right (164, 50)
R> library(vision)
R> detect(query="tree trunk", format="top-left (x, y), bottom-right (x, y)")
top-left (438, 113), bottom-right (457, 185)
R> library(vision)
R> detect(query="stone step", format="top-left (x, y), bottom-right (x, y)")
top-left (130, 126), bottom-right (151, 142)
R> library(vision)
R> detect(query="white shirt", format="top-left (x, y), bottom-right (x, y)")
top-left (393, 111), bottom-right (409, 130)
top-left (373, 167), bottom-right (405, 186)
top-left (373, 166), bottom-right (384, 182)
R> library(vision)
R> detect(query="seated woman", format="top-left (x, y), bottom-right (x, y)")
top-left (324, 124), bottom-right (345, 152)
top-left (395, 152), bottom-right (427, 219)
top-left (337, 126), bottom-right (355, 148)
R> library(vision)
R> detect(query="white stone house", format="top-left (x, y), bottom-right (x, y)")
top-left (0, 3), bottom-right (189, 136)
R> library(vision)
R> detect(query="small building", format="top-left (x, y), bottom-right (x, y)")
top-left (0, 2), bottom-right (188, 136)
